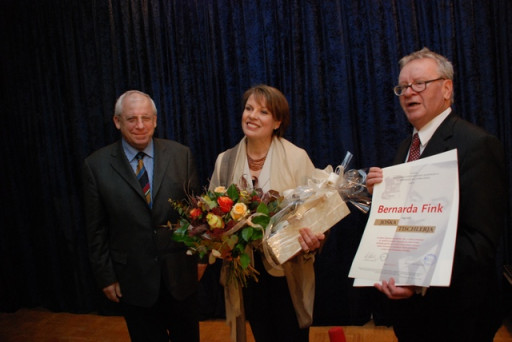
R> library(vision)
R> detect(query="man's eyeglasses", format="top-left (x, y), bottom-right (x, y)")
top-left (393, 77), bottom-right (445, 96)
top-left (119, 115), bottom-right (155, 125)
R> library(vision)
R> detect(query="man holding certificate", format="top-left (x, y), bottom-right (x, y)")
top-left (365, 48), bottom-right (507, 342)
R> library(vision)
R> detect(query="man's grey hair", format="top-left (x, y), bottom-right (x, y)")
top-left (399, 47), bottom-right (455, 102)
top-left (114, 90), bottom-right (157, 117)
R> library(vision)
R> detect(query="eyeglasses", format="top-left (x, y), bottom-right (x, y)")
top-left (393, 77), bottom-right (445, 96)
top-left (119, 115), bottom-right (155, 125)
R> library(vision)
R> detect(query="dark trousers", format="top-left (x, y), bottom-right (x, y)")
top-left (390, 286), bottom-right (501, 342)
top-left (244, 256), bottom-right (309, 342)
top-left (121, 282), bottom-right (199, 342)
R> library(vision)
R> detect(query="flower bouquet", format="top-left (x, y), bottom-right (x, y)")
top-left (168, 184), bottom-right (282, 287)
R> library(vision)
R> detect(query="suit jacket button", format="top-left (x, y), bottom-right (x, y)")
top-left (154, 257), bottom-right (158, 262)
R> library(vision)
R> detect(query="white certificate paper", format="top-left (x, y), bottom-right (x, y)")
top-left (349, 149), bottom-right (459, 287)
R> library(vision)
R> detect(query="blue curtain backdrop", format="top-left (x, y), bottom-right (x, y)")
top-left (1, 0), bottom-right (511, 325)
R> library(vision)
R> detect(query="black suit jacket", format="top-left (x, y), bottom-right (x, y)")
top-left (83, 138), bottom-right (200, 307)
top-left (388, 112), bottom-right (507, 341)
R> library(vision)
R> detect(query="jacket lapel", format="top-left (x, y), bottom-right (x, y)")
top-left (394, 135), bottom-right (413, 165)
top-left (110, 141), bottom-right (146, 201)
top-left (420, 113), bottom-right (457, 159)
top-left (152, 138), bottom-right (171, 200)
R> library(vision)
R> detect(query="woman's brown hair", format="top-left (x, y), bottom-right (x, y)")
top-left (242, 84), bottom-right (290, 137)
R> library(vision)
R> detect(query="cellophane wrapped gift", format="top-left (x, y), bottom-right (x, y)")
top-left (262, 152), bottom-right (371, 266)
top-left (263, 186), bottom-right (349, 265)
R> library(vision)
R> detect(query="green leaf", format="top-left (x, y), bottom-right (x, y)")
top-left (184, 240), bottom-right (197, 247)
top-left (240, 253), bottom-right (251, 269)
top-left (256, 202), bottom-right (269, 215)
top-left (227, 184), bottom-right (239, 202)
top-left (226, 235), bottom-right (238, 249)
top-left (197, 245), bottom-right (208, 255)
top-left (172, 221), bottom-right (190, 242)
top-left (235, 242), bottom-right (246, 254)
top-left (207, 190), bottom-right (218, 199)
top-left (251, 215), bottom-right (270, 228)
top-left (251, 229), bottom-right (263, 240)
top-left (241, 227), bottom-right (253, 241)
top-left (267, 199), bottom-right (281, 214)
top-left (203, 195), bottom-right (217, 209)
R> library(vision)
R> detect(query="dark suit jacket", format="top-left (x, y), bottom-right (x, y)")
top-left (388, 112), bottom-right (507, 341)
top-left (83, 138), bottom-right (200, 308)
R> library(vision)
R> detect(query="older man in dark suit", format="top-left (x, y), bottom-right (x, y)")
top-left (366, 48), bottom-right (507, 342)
top-left (83, 90), bottom-right (201, 342)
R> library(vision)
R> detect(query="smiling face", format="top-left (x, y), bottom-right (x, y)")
top-left (241, 94), bottom-right (281, 143)
top-left (113, 92), bottom-right (157, 150)
top-left (398, 58), bottom-right (453, 130)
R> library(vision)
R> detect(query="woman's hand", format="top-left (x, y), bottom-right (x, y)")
top-left (366, 167), bottom-right (383, 194)
top-left (298, 228), bottom-right (325, 253)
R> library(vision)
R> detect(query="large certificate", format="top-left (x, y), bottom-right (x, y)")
top-left (349, 149), bottom-right (459, 287)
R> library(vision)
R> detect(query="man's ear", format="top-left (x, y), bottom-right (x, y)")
top-left (443, 79), bottom-right (453, 101)
top-left (113, 115), bottom-right (121, 129)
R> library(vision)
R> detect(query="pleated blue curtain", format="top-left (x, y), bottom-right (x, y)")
top-left (1, 0), bottom-right (511, 325)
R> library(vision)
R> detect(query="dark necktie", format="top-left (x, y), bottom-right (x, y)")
top-left (407, 133), bottom-right (421, 162)
top-left (136, 152), bottom-right (152, 208)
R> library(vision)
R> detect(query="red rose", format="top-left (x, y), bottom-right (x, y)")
top-left (217, 196), bottom-right (234, 213)
top-left (189, 208), bottom-right (202, 220)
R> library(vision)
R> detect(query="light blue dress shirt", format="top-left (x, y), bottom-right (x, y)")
top-left (122, 138), bottom-right (154, 195)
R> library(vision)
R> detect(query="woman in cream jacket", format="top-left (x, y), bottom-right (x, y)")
top-left (209, 84), bottom-right (324, 342)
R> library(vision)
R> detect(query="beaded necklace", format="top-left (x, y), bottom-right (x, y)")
top-left (247, 153), bottom-right (267, 171)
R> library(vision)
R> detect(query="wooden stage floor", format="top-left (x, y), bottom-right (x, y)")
top-left (1, 307), bottom-right (512, 341)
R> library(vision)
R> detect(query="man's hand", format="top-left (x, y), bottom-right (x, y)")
top-left (374, 278), bottom-right (415, 299)
top-left (366, 167), bottom-right (383, 194)
top-left (298, 228), bottom-right (325, 253)
top-left (103, 282), bottom-right (122, 302)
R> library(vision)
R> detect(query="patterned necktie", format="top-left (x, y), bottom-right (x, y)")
top-left (136, 152), bottom-right (152, 208)
top-left (407, 133), bottom-right (421, 162)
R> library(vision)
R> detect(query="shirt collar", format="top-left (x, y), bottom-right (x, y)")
top-left (413, 107), bottom-right (452, 148)
top-left (122, 138), bottom-right (154, 162)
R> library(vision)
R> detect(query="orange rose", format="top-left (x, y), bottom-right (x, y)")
top-left (217, 196), bottom-right (234, 213)
top-left (189, 208), bottom-right (202, 220)
top-left (230, 202), bottom-right (248, 221)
